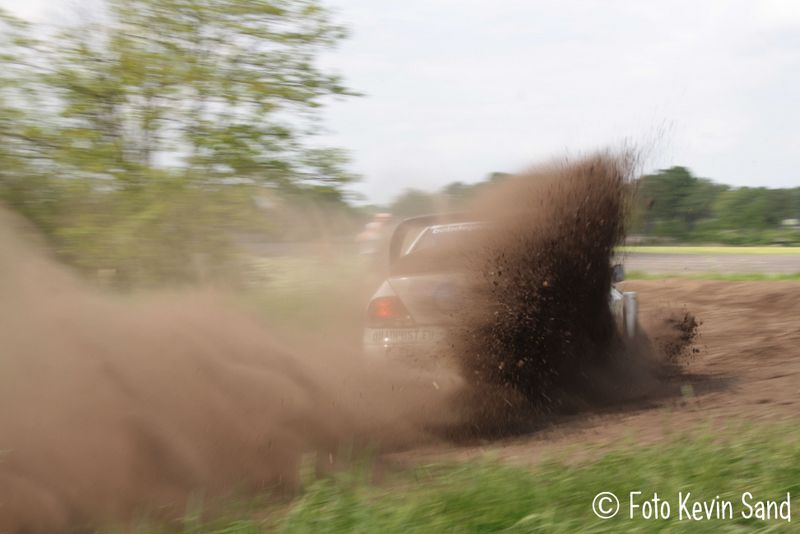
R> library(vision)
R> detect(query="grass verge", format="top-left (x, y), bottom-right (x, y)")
top-left (621, 246), bottom-right (800, 255)
top-left (132, 423), bottom-right (800, 533)
top-left (625, 270), bottom-right (800, 282)
top-left (279, 424), bottom-right (800, 533)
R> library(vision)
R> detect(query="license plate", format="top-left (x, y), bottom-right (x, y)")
top-left (369, 328), bottom-right (445, 345)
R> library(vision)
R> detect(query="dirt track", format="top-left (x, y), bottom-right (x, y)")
top-left (392, 279), bottom-right (800, 464)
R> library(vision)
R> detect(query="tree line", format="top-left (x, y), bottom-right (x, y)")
top-left (385, 167), bottom-right (800, 246)
top-left (633, 166), bottom-right (800, 245)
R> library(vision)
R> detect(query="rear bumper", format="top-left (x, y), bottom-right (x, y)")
top-left (364, 290), bottom-right (639, 362)
top-left (363, 326), bottom-right (450, 365)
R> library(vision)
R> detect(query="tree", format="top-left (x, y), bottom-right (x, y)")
top-left (0, 10), bottom-right (60, 233)
top-left (635, 166), bottom-right (727, 238)
top-left (33, 0), bottom-right (356, 187)
top-left (0, 1), bottom-right (358, 286)
top-left (713, 188), bottom-right (778, 230)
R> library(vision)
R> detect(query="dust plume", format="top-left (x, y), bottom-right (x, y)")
top-left (0, 151), bottom-right (702, 531)
top-left (448, 152), bottom-right (695, 429)
top-left (0, 210), bottom-right (460, 532)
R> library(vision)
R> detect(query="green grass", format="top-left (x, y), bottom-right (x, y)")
top-left (278, 424), bottom-right (800, 533)
top-left (129, 423), bottom-right (800, 533)
top-left (621, 246), bottom-right (800, 255)
top-left (625, 270), bottom-right (800, 282)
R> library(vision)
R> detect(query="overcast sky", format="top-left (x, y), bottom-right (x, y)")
top-left (3, 0), bottom-right (799, 203)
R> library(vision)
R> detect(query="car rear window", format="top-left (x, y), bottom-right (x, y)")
top-left (392, 222), bottom-right (487, 274)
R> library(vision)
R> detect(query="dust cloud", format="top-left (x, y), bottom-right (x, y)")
top-left (0, 210), bottom-right (460, 532)
top-left (0, 152), bottom-right (698, 531)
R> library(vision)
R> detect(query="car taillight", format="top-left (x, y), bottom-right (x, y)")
top-left (367, 296), bottom-right (413, 326)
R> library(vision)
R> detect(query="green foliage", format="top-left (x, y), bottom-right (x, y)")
top-left (625, 270), bottom-right (800, 282)
top-left (98, 422), bottom-right (800, 532)
top-left (388, 176), bottom-right (494, 218)
top-left (53, 179), bottom-right (262, 287)
top-left (276, 423), bottom-right (800, 532)
top-left (0, 1), bottom-right (358, 287)
top-left (635, 166), bottom-right (729, 239)
top-left (97, 0), bottom-right (356, 184)
top-left (713, 188), bottom-right (795, 231)
top-left (0, 9), bottom-right (60, 233)
top-left (634, 167), bottom-right (800, 245)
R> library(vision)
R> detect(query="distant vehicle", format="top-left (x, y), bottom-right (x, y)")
top-left (356, 212), bottom-right (393, 255)
top-left (362, 214), bottom-right (638, 363)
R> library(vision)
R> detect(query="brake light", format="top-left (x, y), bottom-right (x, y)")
top-left (367, 296), bottom-right (413, 326)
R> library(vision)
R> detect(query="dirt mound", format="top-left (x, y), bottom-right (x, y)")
top-left (0, 210), bottom-right (460, 532)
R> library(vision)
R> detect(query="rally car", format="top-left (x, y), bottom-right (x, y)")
top-left (363, 214), bottom-right (638, 363)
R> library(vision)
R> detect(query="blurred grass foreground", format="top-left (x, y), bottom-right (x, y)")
top-left (281, 426), bottom-right (800, 533)
top-left (121, 422), bottom-right (800, 533)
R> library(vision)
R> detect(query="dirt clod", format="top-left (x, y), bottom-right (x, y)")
top-left (657, 311), bottom-right (701, 362)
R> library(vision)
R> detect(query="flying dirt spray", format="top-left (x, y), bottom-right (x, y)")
top-left (457, 155), bottom-right (632, 402)
top-left (0, 152), bottom-right (696, 531)
top-left (440, 152), bottom-right (694, 433)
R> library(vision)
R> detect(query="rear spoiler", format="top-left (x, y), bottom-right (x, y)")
top-left (388, 212), bottom-right (476, 265)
